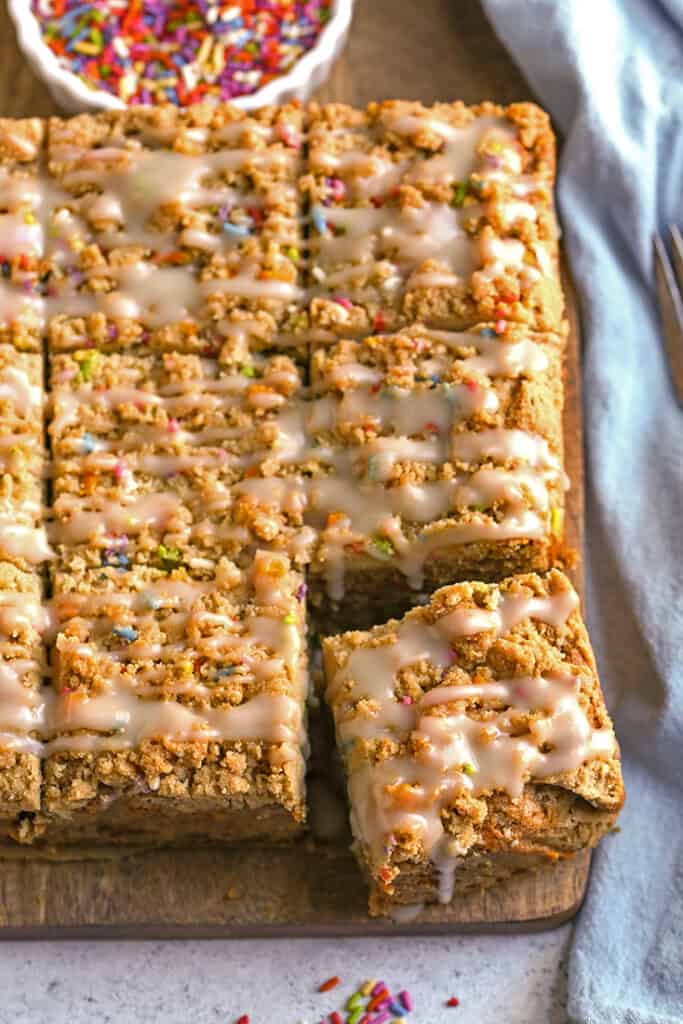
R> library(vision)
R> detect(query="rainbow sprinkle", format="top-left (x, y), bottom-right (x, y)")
top-left (318, 976), bottom-right (341, 994)
top-left (317, 978), bottom-right (416, 1024)
top-left (31, 0), bottom-right (331, 106)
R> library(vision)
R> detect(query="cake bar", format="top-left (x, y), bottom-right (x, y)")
top-left (303, 101), bottom-right (563, 340)
top-left (307, 323), bottom-right (566, 627)
top-left (0, 345), bottom-right (50, 572)
top-left (323, 569), bottom-right (623, 914)
top-left (0, 341), bottom-right (49, 839)
top-left (41, 550), bottom-right (308, 844)
top-left (0, 117), bottom-right (47, 352)
top-left (0, 277), bottom-right (50, 838)
top-left (48, 345), bottom-right (311, 578)
top-left (0, 563), bottom-right (46, 842)
top-left (43, 103), bottom-right (305, 357)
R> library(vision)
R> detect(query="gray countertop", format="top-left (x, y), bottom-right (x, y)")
top-left (0, 926), bottom-right (571, 1023)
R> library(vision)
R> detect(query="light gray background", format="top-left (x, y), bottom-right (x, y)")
top-left (0, 927), bottom-right (571, 1023)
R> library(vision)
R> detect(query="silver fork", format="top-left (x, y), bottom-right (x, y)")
top-left (653, 226), bottom-right (683, 403)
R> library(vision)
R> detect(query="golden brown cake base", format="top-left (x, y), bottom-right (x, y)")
top-left (36, 740), bottom-right (305, 846)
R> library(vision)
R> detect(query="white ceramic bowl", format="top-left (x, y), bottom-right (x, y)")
top-left (8, 0), bottom-right (353, 114)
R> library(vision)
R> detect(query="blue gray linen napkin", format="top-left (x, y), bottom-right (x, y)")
top-left (480, 1), bottom-right (683, 1021)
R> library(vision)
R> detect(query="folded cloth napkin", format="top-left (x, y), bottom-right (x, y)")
top-left (480, 1), bottom-right (683, 1021)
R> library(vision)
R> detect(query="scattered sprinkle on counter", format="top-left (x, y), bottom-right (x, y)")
top-left (31, 0), bottom-right (331, 106)
top-left (318, 976), bottom-right (341, 993)
top-left (446, 996), bottom-right (460, 1007)
top-left (317, 979), bottom-right (416, 1024)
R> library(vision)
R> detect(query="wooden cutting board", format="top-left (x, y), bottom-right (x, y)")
top-left (0, 0), bottom-right (588, 936)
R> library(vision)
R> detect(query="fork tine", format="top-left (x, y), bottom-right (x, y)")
top-left (670, 225), bottom-right (683, 296)
top-left (653, 232), bottom-right (683, 404)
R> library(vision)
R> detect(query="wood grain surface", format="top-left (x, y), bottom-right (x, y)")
top-left (0, 0), bottom-right (588, 936)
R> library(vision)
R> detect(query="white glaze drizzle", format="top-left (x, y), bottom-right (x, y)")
top-left (0, 366), bottom-right (43, 417)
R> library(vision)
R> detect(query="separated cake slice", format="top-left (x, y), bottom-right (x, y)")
top-left (323, 570), bottom-right (623, 915)
top-left (41, 550), bottom-right (308, 844)
top-left (303, 100), bottom-right (563, 340)
top-left (45, 103), bottom-right (306, 357)
top-left (307, 323), bottom-right (565, 628)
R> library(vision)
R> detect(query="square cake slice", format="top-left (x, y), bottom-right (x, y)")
top-left (303, 101), bottom-right (562, 340)
top-left (323, 570), bottom-right (623, 915)
top-left (48, 345), bottom-right (312, 577)
top-left (0, 346), bottom-right (51, 573)
top-left (0, 346), bottom-right (46, 554)
top-left (307, 323), bottom-right (565, 628)
top-left (45, 103), bottom-right (305, 357)
top-left (0, 563), bottom-right (47, 843)
top-left (41, 550), bottom-right (309, 845)
top-left (0, 117), bottom-right (47, 352)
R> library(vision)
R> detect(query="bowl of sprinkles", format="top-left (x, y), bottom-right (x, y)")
top-left (9, 0), bottom-right (353, 112)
